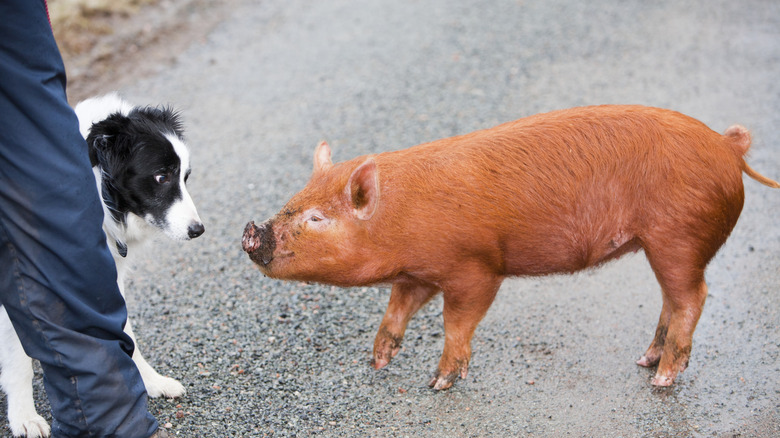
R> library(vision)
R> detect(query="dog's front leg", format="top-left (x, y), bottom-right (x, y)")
top-left (123, 318), bottom-right (185, 399)
top-left (0, 307), bottom-right (50, 437)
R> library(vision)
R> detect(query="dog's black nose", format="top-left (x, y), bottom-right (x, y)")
top-left (188, 222), bottom-right (205, 238)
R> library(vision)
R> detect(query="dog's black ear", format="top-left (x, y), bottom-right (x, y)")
top-left (86, 113), bottom-right (133, 168)
top-left (87, 134), bottom-right (109, 168)
top-left (86, 113), bottom-right (131, 227)
top-left (136, 105), bottom-right (185, 138)
top-left (159, 106), bottom-right (184, 138)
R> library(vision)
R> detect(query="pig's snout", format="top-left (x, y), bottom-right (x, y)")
top-left (242, 220), bottom-right (276, 266)
top-left (242, 221), bottom-right (262, 253)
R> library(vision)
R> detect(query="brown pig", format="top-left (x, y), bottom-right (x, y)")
top-left (242, 105), bottom-right (779, 390)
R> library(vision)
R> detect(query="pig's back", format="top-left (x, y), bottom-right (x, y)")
top-left (374, 105), bottom-right (745, 277)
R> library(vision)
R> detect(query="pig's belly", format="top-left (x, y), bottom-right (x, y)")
top-left (502, 229), bottom-right (642, 276)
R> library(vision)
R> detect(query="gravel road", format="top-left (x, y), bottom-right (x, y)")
top-left (3, 0), bottom-right (779, 436)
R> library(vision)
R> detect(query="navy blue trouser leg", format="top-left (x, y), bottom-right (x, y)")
top-left (0, 1), bottom-right (157, 436)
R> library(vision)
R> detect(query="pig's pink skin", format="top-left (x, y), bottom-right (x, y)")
top-left (244, 105), bottom-right (779, 390)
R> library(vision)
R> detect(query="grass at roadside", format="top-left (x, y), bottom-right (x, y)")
top-left (48, 0), bottom-right (156, 56)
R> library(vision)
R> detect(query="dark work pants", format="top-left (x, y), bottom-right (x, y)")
top-left (0, 0), bottom-right (157, 436)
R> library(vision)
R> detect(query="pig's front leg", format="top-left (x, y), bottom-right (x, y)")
top-left (372, 280), bottom-right (440, 369)
top-left (429, 268), bottom-right (504, 390)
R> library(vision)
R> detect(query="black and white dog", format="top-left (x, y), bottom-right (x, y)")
top-left (0, 93), bottom-right (204, 437)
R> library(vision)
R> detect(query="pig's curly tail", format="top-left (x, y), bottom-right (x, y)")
top-left (724, 124), bottom-right (780, 188)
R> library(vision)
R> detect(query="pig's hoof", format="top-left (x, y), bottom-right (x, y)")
top-left (371, 347), bottom-right (399, 369)
top-left (371, 357), bottom-right (389, 370)
top-left (372, 327), bottom-right (403, 369)
top-left (636, 355), bottom-right (658, 367)
top-left (428, 372), bottom-right (458, 391)
top-left (427, 363), bottom-right (468, 391)
top-left (651, 374), bottom-right (675, 387)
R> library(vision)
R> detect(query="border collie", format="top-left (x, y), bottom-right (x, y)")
top-left (0, 93), bottom-right (204, 437)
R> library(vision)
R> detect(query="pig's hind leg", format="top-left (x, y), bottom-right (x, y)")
top-left (640, 242), bottom-right (709, 387)
top-left (372, 280), bottom-right (439, 370)
top-left (636, 300), bottom-right (670, 368)
top-left (429, 267), bottom-right (503, 390)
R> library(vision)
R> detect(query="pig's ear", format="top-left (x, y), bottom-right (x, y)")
top-left (314, 141), bottom-right (333, 173)
top-left (346, 158), bottom-right (379, 221)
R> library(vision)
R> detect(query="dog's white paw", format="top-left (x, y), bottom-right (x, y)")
top-left (143, 375), bottom-right (186, 398)
top-left (9, 413), bottom-right (50, 438)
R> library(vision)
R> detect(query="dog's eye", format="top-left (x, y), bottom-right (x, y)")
top-left (155, 174), bottom-right (170, 184)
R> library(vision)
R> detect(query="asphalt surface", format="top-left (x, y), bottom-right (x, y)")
top-left (3, 0), bottom-right (779, 437)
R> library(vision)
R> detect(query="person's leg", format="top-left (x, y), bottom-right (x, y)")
top-left (0, 0), bottom-right (158, 436)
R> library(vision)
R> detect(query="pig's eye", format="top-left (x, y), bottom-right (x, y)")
top-left (305, 211), bottom-right (327, 225)
top-left (303, 209), bottom-right (328, 227)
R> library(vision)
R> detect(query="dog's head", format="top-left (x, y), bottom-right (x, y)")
top-left (87, 106), bottom-right (205, 243)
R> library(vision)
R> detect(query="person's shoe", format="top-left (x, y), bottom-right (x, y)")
top-left (150, 428), bottom-right (170, 438)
